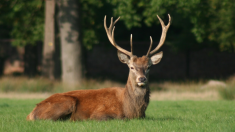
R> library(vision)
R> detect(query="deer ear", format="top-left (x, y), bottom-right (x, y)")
top-left (117, 50), bottom-right (130, 64)
top-left (151, 51), bottom-right (163, 65)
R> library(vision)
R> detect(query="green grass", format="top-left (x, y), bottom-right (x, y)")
top-left (0, 99), bottom-right (234, 132)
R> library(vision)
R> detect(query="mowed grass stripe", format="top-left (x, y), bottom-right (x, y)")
top-left (0, 99), bottom-right (234, 132)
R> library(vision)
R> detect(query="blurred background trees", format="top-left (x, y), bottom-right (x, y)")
top-left (0, 0), bottom-right (234, 83)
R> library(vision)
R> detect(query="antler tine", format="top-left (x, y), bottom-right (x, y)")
top-left (114, 17), bottom-right (120, 25)
top-left (130, 34), bottom-right (133, 55)
top-left (146, 36), bottom-right (153, 56)
top-left (108, 17), bottom-right (114, 33)
top-left (149, 14), bottom-right (171, 56)
top-left (104, 16), bottom-right (132, 56)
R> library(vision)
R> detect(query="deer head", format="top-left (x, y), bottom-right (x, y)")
top-left (104, 15), bottom-right (171, 87)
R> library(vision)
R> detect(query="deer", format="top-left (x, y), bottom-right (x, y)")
top-left (27, 14), bottom-right (171, 121)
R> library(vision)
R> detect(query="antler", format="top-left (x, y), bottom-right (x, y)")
top-left (146, 36), bottom-right (153, 56)
top-left (104, 16), bottom-right (133, 56)
top-left (147, 14), bottom-right (171, 57)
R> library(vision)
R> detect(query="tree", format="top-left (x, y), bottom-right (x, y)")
top-left (0, 0), bottom-right (114, 80)
top-left (0, 0), bottom-right (44, 46)
top-left (0, 0), bottom-right (44, 76)
top-left (42, 0), bottom-right (111, 81)
top-left (42, 0), bottom-right (56, 80)
top-left (205, 0), bottom-right (235, 52)
top-left (57, 0), bottom-right (83, 85)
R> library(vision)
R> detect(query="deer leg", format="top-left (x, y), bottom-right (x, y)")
top-left (27, 95), bottom-right (77, 121)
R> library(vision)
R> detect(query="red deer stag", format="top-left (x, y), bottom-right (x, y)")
top-left (27, 14), bottom-right (171, 121)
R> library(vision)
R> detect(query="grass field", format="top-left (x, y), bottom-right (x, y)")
top-left (0, 99), bottom-right (234, 132)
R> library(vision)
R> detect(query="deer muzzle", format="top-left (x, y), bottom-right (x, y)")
top-left (136, 77), bottom-right (147, 86)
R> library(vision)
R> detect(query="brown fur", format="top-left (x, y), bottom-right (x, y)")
top-left (133, 56), bottom-right (149, 66)
top-left (27, 55), bottom-right (156, 121)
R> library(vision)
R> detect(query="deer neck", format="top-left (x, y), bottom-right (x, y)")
top-left (123, 72), bottom-right (150, 118)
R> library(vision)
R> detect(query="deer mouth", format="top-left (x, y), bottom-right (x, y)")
top-left (137, 82), bottom-right (146, 86)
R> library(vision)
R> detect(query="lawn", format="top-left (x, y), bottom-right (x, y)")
top-left (0, 99), bottom-right (234, 132)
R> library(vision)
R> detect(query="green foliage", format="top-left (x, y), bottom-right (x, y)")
top-left (0, 0), bottom-right (44, 46)
top-left (0, 0), bottom-right (235, 51)
top-left (0, 0), bottom-right (112, 48)
top-left (0, 100), bottom-right (235, 131)
top-left (111, 0), bottom-right (235, 52)
top-left (108, 0), bottom-right (202, 52)
top-left (80, 0), bottom-right (113, 49)
top-left (108, 0), bottom-right (145, 29)
top-left (207, 0), bottom-right (235, 52)
top-left (140, 0), bottom-right (211, 51)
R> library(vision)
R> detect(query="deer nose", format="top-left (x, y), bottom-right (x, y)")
top-left (139, 77), bottom-right (146, 82)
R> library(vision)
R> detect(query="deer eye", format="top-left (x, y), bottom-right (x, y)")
top-left (131, 67), bottom-right (134, 69)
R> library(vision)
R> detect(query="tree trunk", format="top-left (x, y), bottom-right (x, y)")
top-left (42, 0), bottom-right (55, 80)
top-left (57, 0), bottom-right (83, 85)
